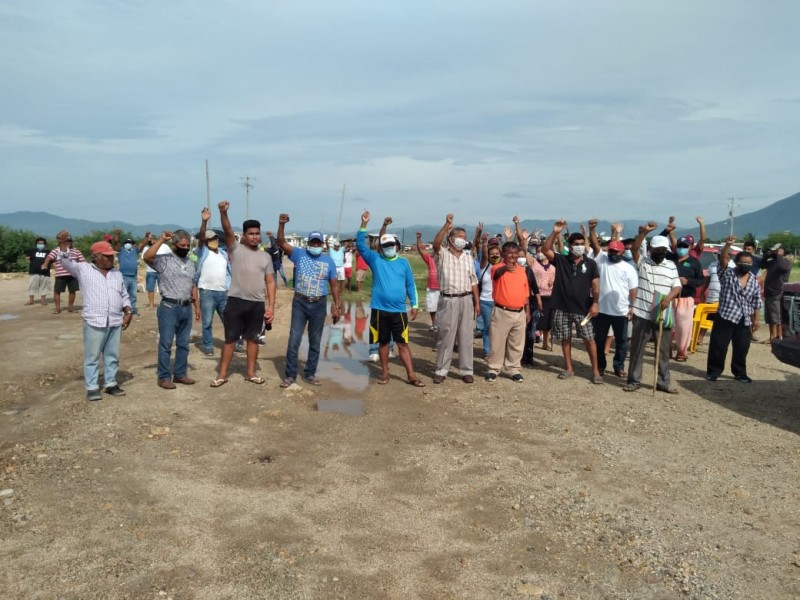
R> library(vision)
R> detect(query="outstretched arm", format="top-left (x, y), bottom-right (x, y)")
top-left (433, 214), bottom-right (453, 253)
top-left (633, 222), bottom-right (657, 264)
top-left (197, 208), bottom-right (211, 250)
top-left (277, 214), bottom-right (294, 257)
top-left (695, 216), bottom-right (706, 253)
top-left (218, 201), bottom-right (235, 249)
top-left (541, 220), bottom-right (566, 261)
top-left (588, 218), bottom-right (600, 256)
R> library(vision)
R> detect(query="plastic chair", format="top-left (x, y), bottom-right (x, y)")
top-left (690, 303), bottom-right (718, 353)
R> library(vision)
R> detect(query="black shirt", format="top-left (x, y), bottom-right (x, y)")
top-left (762, 255), bottom-right (791, 297)
top-left (27, 248), bottom-right (50, 275)
top-left (550, 253), bottom-right (599, 315)
top-left (668, 254), bottom-right (704, 298)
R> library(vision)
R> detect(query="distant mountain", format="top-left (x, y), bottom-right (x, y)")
top-left (0, 211), bottom-right (190, 239)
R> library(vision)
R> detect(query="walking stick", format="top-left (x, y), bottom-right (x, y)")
top-left (653, 317), bottom-right (664, 396)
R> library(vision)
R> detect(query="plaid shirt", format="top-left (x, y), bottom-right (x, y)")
top-left (717, 265), bottom-right (762, 327)
top-left (60, 255), bottom-right (131, 328)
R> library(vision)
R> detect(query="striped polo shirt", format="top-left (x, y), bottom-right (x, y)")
top-left (47, 247), bottom-right (86, 277)
top-left (632, 256), bottom-right (681, 321)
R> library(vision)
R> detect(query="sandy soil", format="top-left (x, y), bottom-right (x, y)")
top-left (1, 273), bottom-right (798, 600)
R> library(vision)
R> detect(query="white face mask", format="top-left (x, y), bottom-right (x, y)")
top-left (517, 257), bottom-right (527, 266)
top-left (570, 245), bottom-right (585, 257)
top-left (451, 237), bottom-right (467, 251)
top-left (382, 246), bottom-right (397, 258)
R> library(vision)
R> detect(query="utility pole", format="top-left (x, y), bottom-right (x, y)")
top-left (728, 197), bottom-right (742, 237)
top-left (336, 183), bottom-right (346, 240)
top-left (241, 175), bottom-right (256, 219)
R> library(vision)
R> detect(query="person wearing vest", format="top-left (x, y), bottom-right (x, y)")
top-left (195, 207), bottom-right (232, 356)
top-left (112, 228), bottom-right (148, 316)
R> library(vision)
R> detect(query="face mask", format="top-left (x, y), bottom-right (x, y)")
top-left (174, 247), bottom-right (190, 258)
top-left (651, 252), bottom-right (666, 264)
top-left (535, 253), bottom-right (545, 262)
top-left (451, 238), bottom-right (467, 251)
top-left (36, 243), bottom-right (45, 251)
top-left (736, 264), bottom-right (752, 275)
top-left (623, 249), bottom-right (633, 260)
top-left (676, 247), bottom-right (689, 257)
top-left (207, 240), bottom-right (219, 250)
top-left (608, 253), bottom-right (622, 263)
top-left (307, 246), bottom-right (323, 257)
top-left (124, 243), bottom-right (133, 251)
top-left (382, 246), bottom-right (397, 259)
top-left (517, 257), bottom-right (527, 266)
top-left (570, 245), bottom-right (585, 257)
top-left (488, 255), bottom-right (501, 265)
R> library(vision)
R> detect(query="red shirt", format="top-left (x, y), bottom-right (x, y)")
top-left (356, 253), bottom-right (368, 270)
top-left (421, 252), bottom-right (439, 290)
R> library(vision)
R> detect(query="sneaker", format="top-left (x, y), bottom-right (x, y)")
top-left (388, 350), bottom-right (396, 359)
top-left (235, 343), bottom-right (245, 353)
top-left (734, 374), bottom-right (752, 383)
top-left (86, 389), bottom-right (102, 401)
top-left (204, 348), bottom-right (214, 356)
top-left (706, 375), bottom-right (718, 382)
top-left (511, 374), bottom-right (524, 382)
top-left (104, 385), bottom-right (126, 397)
top-left (368, 353), bottom-right (379, 363)
top-left (484, 372), bottom-right (497, 382)
top-left (257, 336), bottom-right (266, 346)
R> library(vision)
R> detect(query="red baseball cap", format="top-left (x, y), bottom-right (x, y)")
top-left (608, 240), bottom-right (624, 252)
top-left (90, 241), bottom-right (118, 256)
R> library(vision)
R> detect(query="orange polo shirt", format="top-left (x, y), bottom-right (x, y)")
top-left (491, 263), bottom-right (529, 309)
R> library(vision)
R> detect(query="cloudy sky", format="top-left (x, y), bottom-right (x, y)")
top-left (1, 0), bottom-right (799, 233)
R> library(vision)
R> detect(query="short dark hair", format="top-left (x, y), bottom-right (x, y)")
top-left (743, 242), bottom-right (755, 249)
top-left (568, 232), bottom-right (585, 244)
top-left (449, 227), bottom-right (467, 238)
top-left (242, 219), bottom-right (261, 232)
top-left (36, 237), bottom-right (46, 244)
top-left (502, 241), bottom-right (519, 252)
top-left (735, 251), bottom-right (753, 263)
top-left (622, 237), bottom-right (635, 246)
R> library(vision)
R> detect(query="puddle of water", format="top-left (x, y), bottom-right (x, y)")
top-left (316, 399), bottom-right (365, 417)
top-left (0, 314), bottom-right (19, 321)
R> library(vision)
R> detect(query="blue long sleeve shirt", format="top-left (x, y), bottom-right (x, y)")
top-left (356, 229), bottom-right (418, 312)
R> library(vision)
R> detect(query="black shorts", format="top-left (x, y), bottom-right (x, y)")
top-left (54, 276), bottom-right (79, 294)
top-left (369, 309), bottom-right (409, 345)
top-left (222, 296), bottom-right (264, 343)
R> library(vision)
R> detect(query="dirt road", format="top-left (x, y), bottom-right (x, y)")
top-left (1, 275), bottom-right (798, 599)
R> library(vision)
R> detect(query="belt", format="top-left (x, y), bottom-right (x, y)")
top-left (495, 303), bottom-right (524, 312)
top-left (295, 293), bottom-right (325, 303)
top-left (161, 297), bottom-right (192, 306)
top-left (442, 292), bottom-right (471, 298)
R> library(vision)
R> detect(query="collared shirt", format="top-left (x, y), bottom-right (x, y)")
top-left (530, 259), bottom-right (556, 296)
top-left (152, 252), bottom-right (195, 300)
top-left (434, 247), bottom-right (478, 294)
top-left (595, 252), bottom-right (638, 317)
top-left (48, 247), bottom-right (85, 277)
top-left (718, 266), bottom-right (762, 326)
top-left (550, 253), bottom-right (599, 315)
top-left (632, 256), bottom-right (681, 321)
top-left (491, 264), bottom-right (529, 309)
top-left (59, 255), bottom-right (130, 327)
top-left (290, 248), bottom-right (337, 297)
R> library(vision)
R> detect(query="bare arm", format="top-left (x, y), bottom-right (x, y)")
top-left (541, 220), bottom-right (566, 261)
top-left (218, 200), bottom-right (235, 249)
top-left (197, 208), bottom-right (211, 250)
top-left (379, 216), bottom-right (391, 239)
top-left (137, 233), bottom-right (151, 252)
top-left (264, 273), bottom-right (276, 323)
top-left (695, 216), bottom-right (706, 253)
top-left (144, 231), bottom-right (172, 264)
top-left (277, 214), bottom-right (293, 257)
top-left (432, 214), bottom-right (453, 253)
top-left (632, 222), bottom-right (656, 264)
top-left (513, 216), bottom-right (523, 244)
top-left (588, 218), bottom-right (600, 256)
top-left (472, 222), bottom-right (483, 251)
top-left (720, 234), bottom-right (735, 268)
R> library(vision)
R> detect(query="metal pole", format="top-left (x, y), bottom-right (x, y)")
top-left (336, 183), bottom-right (346, 240)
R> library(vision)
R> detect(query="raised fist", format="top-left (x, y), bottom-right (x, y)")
top-left (218, 200), bottom-right (230, 212)
top-left (279, 214), bottom-right (290, 224)
top-left (588, 218), bottom-right (598, 229)
top-left (383, 217), bottom-right (393, 226)
top-left (201, 208), bottom-right (211, 222)
top-left (445, 213), bottom-right (454, 224)
top-left (361, 210), bottom-right (370, 223)
top-left (161, 231), bottom-right (174, 242)
top-left (553, 220), bottom-right (567, 233)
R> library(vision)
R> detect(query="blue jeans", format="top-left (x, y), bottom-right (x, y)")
top-left (274, 262), bottom-right (288, 286)
top-left (285, 295), bottom-right (327, 379)
top-left (199, 289), bottom-right (228, 352)
top-left (157, 301), bottom-right (192, 380)
top-left (122, 275), bottom-right (138, 314)
top-left (83, 323), bottom-right (121, 391)
top-left (479, 300), bottom-right (494, 355)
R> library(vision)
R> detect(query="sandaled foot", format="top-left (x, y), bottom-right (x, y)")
top-left (245, 376), bottom-right (265, 385)
top-left (622, 383), bottom-right (639, 392)
top-left (592, 375), bottom-right (604, 384)
top-left (557, 371), bottom-right (574, 380)
top-left (67, 308), bottom-right (76, 313)
top-left (303, 376), bottom-right (322, 386)
top-left (279, 377), bottom-right (295, 388)
top-left (53, 309), bottom-right (61, 314)
top-left (210, 378), bottom-right (228, 388)
top-left (377, 375), bottom-right (390, 385)
top-left (407, 378), bottom-right (426, 387)
top-left (24, 301), bottom-right (34, 306)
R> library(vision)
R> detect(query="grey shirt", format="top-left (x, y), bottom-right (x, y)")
top-left (152, 252), bottom-right (195, 300)
top-left (228, 241), bottom-right (274, 302)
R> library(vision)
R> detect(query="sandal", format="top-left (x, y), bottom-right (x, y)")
top-left (279, 377), bottom-right (295, 388)
top-left (303, 377), bottom-right (322, 386)
top-left (245, 376), bottom-right (265, 385)
top-left (557, 371), bottom-right (574, 380)
top-left (675, 355), bottom-right (687, 362)
top-left (592, 375), bottom-right (604, 385)
top-left (210, 378), bottom-right (228, 388)
top-left (622, 383), bottom-right (639, 392)
top-left (377, 376), bottom-right (390, 385)
top-left (407, 378), bottom-right (426, 388)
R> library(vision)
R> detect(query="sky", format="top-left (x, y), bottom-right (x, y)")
top-left (1, 0), bottom-right (799, 234)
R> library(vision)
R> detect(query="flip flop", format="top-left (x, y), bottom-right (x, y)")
top-left (592, 375), bottom-right (604, 385)
top-left (303, 377), bottom-right (322, 386)
top-left (377, 376), bottom-right (390, 385)
top-left (210, 378), bottom-right (228, 388)
top-left (407, 378), bottom-right (426, 388)
top-left (557, 371), bottom-right (574, 380)
top-left (245, 376), bottom-right (265, 384)
top-left (279, 377), bottom-right (295, 388)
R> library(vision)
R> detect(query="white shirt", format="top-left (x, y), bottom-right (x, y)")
top-left (144, 244), bottom-right (171, 272)
top-left (479, 263), bottom-right (494, 302)
top-left (595, 252), bottom-right (638, 316)
top-left (198, 250), bottom-right (229, 291)
top-left (343, 250), bottom-right (353, 269)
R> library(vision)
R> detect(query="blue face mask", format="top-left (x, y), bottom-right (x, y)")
top-left (36, 243), bottom-right (45, 251)
top-left (307, 246), bottom-right (323, 257)
top-left (382, 247), bottom-right (397, 259)
top-left (124, 243), bottom-right (133, 251)
top-left (623, 249), bottom-right (633, 260)
top-left (676, 247), bottom-right (689, 257)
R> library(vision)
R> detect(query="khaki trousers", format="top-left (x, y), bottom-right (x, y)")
top-left (487, 307), bottom-right (526, 375)
top-left (435, 295), bottom-right (475, 376)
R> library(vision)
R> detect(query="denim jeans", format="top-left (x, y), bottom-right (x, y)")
top-left (83, 323), bottom-right (121, 391)
top-left (199, 289), bottom-right (228, 352)
top-left (479, 300), bottom-right (494, 355)
top-left (157, 301), bottom-right (193, 380)
top-left (285, 295), bottom-right (327, 379)
top-left (145, 271), bottom-right (160, 293)
top-left (122, 275), bottom-right (139, 314)
top-left (594, 312), bottom-right (629, 373)
top-left (274, 262), bottom-right (288, 286)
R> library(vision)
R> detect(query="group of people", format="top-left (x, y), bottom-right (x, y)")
top-left (33, 205), bottom-right (792, 400)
